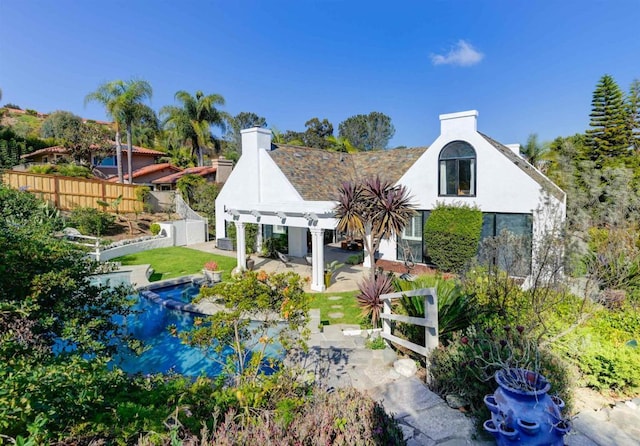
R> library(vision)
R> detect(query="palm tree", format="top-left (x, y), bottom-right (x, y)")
top-left (160, 90), bottom-right (227, 166)
top-left (85, 79), bottom-right (153, 183)
top-left (335, 177), bottom-right (416, 279)
top-left (326, 135), bottom-right (359, 153)
top-left (520, 133), bottom-right (550, 172)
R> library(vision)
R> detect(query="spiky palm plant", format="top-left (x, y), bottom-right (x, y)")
top-left (357, 273), bottom-right (394, 328)
top-left (335, 176), bottom-right (415, 279)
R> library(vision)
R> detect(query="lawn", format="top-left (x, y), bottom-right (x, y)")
top-left (114, 247), bottom-right (364, 325)
top-left (113, 247), bottom-right (237, 282)
top-left (308, 291), bottom-right (363, 326)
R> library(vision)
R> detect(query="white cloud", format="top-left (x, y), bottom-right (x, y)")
top-left (431, 40), bottom-right (484, 67)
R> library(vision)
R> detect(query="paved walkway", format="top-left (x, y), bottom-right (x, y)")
top-left (120, 242), bottom-right (640, 445)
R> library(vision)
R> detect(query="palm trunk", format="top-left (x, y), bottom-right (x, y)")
top-left (115, 129), bottom-right (123, 183)
top-left (126, 124), bottom-right (133, 184)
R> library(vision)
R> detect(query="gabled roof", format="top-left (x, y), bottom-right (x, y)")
top-left (479, 133), bottom-right (565, 201)
top-left (152, 166), bottom-right (218, 184)
top-left (107, 163), bottom-right (181, 182)
top-left (20, 144), bottom-right (164, 159)
top-left (268, 145), bottom-right (427, 201)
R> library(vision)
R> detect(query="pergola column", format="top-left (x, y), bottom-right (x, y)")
top-left (310, 227), bottom-right (325, 291)
top-left (235, 221), bottom-right (247, 270)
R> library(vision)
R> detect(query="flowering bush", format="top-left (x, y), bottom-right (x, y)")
top-left (204, 261), bottom-right (219, 271)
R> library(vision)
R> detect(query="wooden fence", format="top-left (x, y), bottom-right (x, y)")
top-left (1, 170), bottom-right (143, 213)
top-left (380, 287), bottom-right (438, 362)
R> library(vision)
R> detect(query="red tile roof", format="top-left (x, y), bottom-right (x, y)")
top-left (20, 146), bottom-right (69, 158)
top-left (20, 144), bottom-right (164, 159)
top-left (107, 163), bottom-right (182, 182)
top-left (152, 166), bottom-right (218, 184)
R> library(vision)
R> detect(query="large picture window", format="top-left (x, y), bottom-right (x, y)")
top-left (479, 213), bottom-right (533, 276)
top-left (439, 141), bottom-right (476, 196)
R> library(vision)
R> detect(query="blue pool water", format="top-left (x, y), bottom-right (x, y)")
top-left (111, 281), bottom-right (283, 377)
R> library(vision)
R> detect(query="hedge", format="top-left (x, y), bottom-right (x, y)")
top-left (424, 203), bottom-right (483, 273)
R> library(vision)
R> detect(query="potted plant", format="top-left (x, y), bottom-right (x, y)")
top-left (324, 260), bottom-right (344, 289)
top-left (203, 260), bottom-right (222, 283)
top-left (460, 326), bottom-right (570, 445)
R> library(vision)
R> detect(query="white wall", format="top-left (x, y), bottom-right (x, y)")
top-left (378, 111), bottom-right (565, 264)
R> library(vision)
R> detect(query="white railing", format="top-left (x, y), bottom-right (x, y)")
top-left (380, 287), bottom-right (438, 362)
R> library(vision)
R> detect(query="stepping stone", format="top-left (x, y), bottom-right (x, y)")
top-left (328, 312), bottom-right (344, 319)
top-left (328, 295), bottom-right (343, 300)
top-left (330, 304), bottom-right (343, 309)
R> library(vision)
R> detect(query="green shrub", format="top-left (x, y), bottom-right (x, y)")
top-left (28, 164), bottom-right (55, 175)
top-left (556, 304), bottom-right (640, 394)
top-left (394, 275), bottom-right (475, 345)
top-left (149, 223), bottom-right (161, 235)
top-left (67, 206), bottom-right (115, 236)
top-left (346, 252), bottom-right (364, 265)
top-left (424, 203), bottom-right (483, 273)
top-left (55, 163), bottom-right (92, 178)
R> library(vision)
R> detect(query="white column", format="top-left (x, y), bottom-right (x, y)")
top-left (310, 228), bottom-right (325, 291)
top-left (235, 221), bottom-right (247, 270)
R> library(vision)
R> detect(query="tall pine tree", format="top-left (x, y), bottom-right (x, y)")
top-left (626, 79), bottom-right (640, 154)
top-left (585, 74), bottom-right (630, 166)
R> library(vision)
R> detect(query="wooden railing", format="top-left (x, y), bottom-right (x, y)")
top-left (380, 287), bottom-right (438, 361)
top-left (1, 171), bottom-right (143, 213)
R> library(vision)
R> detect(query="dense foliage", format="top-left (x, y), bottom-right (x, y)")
top-left (424, 203), bottom-right (483, 273)
top-left (67, 206), bottom-right (116, 236)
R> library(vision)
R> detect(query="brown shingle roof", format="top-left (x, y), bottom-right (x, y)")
top-left (268, 145), bottom-right (427, 201)
top-left (479, 133), bottom-right (565, 201)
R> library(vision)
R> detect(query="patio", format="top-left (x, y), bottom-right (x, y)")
top-left (189, 241), bottom-right (365, 292)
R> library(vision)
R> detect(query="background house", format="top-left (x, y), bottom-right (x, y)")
top-left (215, 111), bottom-right (566, 291)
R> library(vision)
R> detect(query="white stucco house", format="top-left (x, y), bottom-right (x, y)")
top-left (215, 110), bottom-right (566, 291)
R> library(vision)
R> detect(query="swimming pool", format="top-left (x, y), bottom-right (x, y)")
top-left (111, 280), bottom-right (283, 377)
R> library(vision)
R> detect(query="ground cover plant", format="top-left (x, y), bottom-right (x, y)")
top-left (113, 246), bottom-right (236, 281)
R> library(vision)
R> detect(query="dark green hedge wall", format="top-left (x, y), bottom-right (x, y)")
top-left (424, 203), bottom-right (483, 273)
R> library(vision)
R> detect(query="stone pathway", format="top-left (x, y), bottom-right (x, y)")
top-left (296, 325), bottom-right (640, 446)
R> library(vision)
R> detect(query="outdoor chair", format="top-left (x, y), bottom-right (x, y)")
top-left (276, 251), bottom-right (291, 269)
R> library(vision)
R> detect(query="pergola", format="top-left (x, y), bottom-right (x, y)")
top-left (223, 200), bottom-right (338, 291)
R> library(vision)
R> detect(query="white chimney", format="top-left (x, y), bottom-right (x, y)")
top-left (505, 144), bottom-right (521, 156)
top-left (439, 110), bottom-right (478, 135)
top-left (241, 127), bottom-right (272, 158)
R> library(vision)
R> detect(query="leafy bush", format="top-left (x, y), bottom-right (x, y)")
top-left (424, 203), bottom-right (483, 273)
top-left (55, 163), bottom-right (93, 178)
top-left (555, 304), bottom-right (640, 394)
top-left (208, 388), bottom-right (405, 445)
top-left (346, 252), bottom-right (365, 265)
top-left (149, 222), bottom-right (161, 235)
top-left (28, 164), bottom-right (56, 174)
top-left (67, 206), bottom-right (115, 236)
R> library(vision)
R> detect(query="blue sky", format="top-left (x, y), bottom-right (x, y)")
top-left (1, 0), bottom-right (639, 148)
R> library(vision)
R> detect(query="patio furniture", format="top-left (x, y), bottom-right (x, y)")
top-left (276, 251), bottom-right (291, 268)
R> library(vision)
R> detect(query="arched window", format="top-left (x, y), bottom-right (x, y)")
top-left (438, 141), bottom-right (476, 196)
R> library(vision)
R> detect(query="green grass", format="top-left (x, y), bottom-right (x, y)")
top-left (113, 247), bottom-right (237, 282)
top-left (307, 291), bottom-right (364, 326)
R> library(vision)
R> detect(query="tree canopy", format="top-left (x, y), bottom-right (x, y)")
top-left (338, 111), bottom-right (395, 151)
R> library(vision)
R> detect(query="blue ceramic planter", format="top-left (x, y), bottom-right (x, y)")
top-left (483, 368), bottom-right (570, 445)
